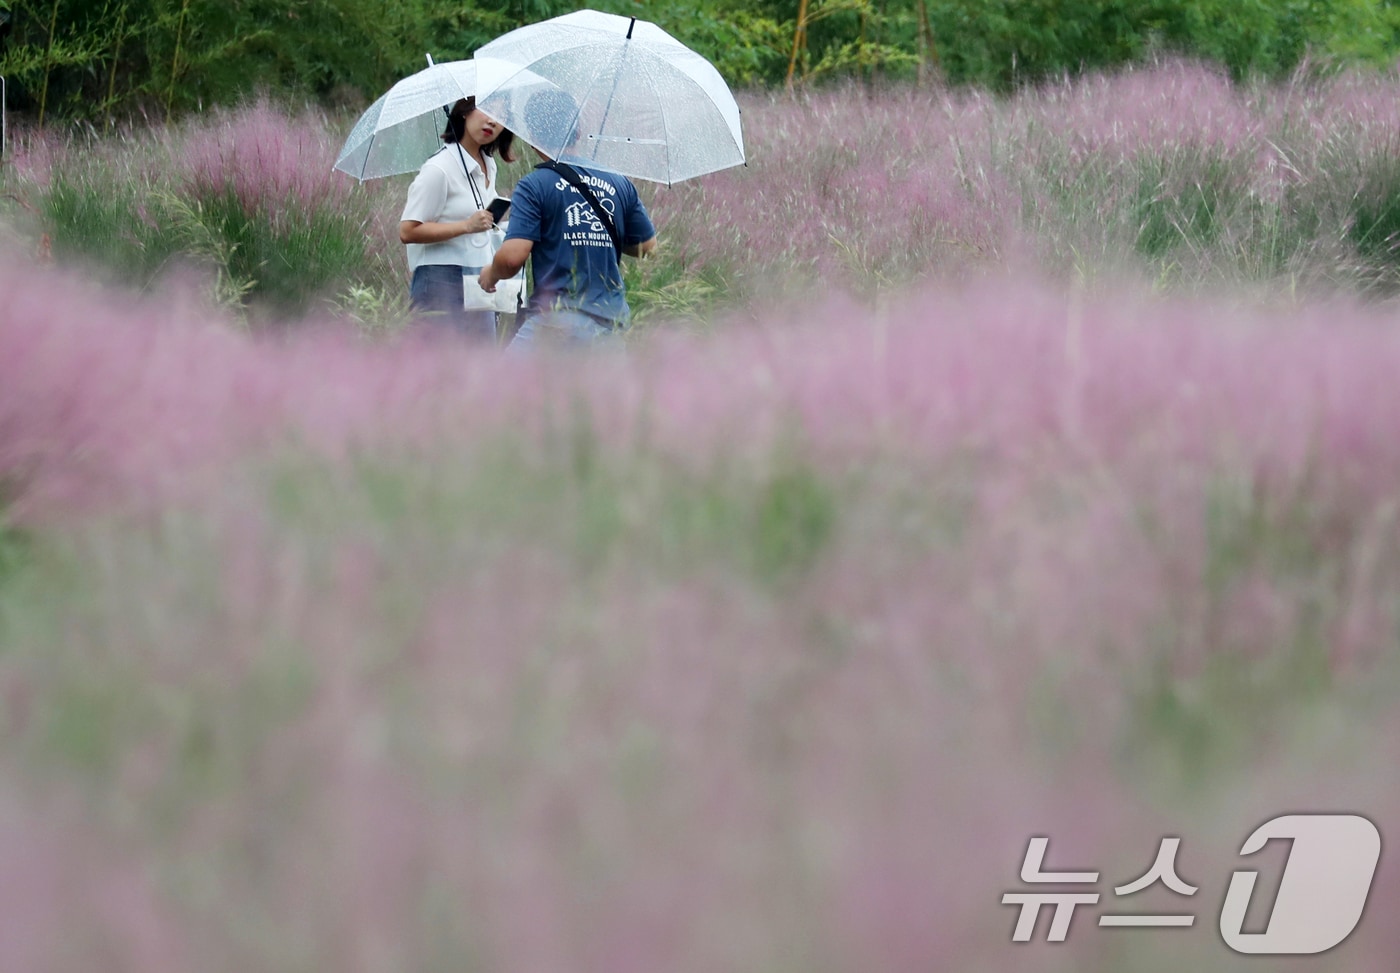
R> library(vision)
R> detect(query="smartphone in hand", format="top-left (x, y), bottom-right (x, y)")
top-left (487, 197), bottom-right (511, 224)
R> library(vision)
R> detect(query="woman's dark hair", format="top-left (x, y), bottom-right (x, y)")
top-left (443, 97), bottom-right (516, 163)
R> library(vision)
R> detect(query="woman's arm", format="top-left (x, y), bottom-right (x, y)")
top-left (399, 212), bottom-right (495, 245)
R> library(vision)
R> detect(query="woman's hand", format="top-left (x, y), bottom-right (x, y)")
top-left (459, 210), bottom-right (496, 235)
top-left (399, 209), bottom-right (497, 245)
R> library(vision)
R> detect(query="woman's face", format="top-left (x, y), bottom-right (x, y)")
top-left (464, 109), bottom-right (501, 147)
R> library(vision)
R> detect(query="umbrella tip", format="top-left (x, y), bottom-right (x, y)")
top-left (626, 17), bottom-right (635, 39)
top-left (425, 52), bottom-right (435, 66)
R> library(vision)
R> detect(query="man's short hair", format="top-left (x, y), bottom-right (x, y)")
top-left (524, 88), bottom-right (581, 152)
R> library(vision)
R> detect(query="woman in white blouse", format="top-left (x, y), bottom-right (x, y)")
top-left (399, 97), bottom-right (516, 339)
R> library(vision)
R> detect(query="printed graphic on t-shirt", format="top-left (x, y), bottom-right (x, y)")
top-left (554, 177), bottom-right (618, 250)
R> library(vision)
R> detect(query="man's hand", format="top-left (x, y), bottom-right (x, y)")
top-left (481, 239), bottom-right (534, 295)
top-left (623, 235), bottom-right (658, 259)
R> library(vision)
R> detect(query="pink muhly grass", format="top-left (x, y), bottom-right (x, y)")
top-left (172, 99), bottom-right (357, 223)
top-left (8, 240), bottom-right (1400, 968)
top-left (0, 790), bottom-right (188, 972)
top-left (2, 123), bottom-right (67, 189)
top-left (6, 244), bottom-right (1400, 683)
top-left (650, 86), bottom-right (1014, 298)
top-left (1025, 59), bottom-right (1258, 162)
top-left (0, 252), bottom-right (516, 519)
top-left (646, 61), bottom-right (1400, 300)
top-left (12, 64), bottom-right (1400, 973)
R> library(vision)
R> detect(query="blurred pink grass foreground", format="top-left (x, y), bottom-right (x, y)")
top-left (3, 253), bottom-right (1400, 971)
top-left (7, 248), bottom-right (1400, 527)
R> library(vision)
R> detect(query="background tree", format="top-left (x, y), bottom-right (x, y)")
top-left (2, 0), bottom-right (1400, 126)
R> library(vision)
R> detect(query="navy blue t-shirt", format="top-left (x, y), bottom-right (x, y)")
top-left (504, 163), bottom-right (656, 324)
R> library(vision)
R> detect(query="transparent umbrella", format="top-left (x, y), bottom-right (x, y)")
top-left (334, 59), bottom-right (474, 181)
top-left (473, 10), bottom-right (744, 185)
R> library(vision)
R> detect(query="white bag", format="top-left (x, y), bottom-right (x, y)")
top-left (463, 225), bottom-right (527, 313)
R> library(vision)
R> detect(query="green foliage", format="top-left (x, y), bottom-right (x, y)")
top-left (6, 0), bottom-right (1400, 125)
top-left (751, 467), bottom-right (837, 581)
top-left (1346, 146), bottom-right (1400, 270)
top-left (0, 0), bottom-right (784, 125)
top-left (0, 523), bottom-right (30, 594)
top-left (1126, 643), bottom-right (1334, 788)
top-left (1013, 0), bottom-right (1399, 86)
top-left (37, 131), bottom-right (373, 316)
top-left (1130, 152), bottom-right (1244, 258)
top-left (624, 250), bottom-right (730, 334)
top-left (42, 170), bottom-right (181, 277)
top-left (331, 282), bottom-right (415, 338)
top-left (769, 0), bottom-right (1400, 91)
top-left (0, 0), bottom-right (553, 123)
top-left (923, 0), bottom-right (1146, 89)
top-left (155, 190), bottom-right (260, 308)
top-left (176, 184), bottom-right (369, 313)
top-left (1120, 469), bottom-right (1345, 788)
top-left (633, 0), bottom-right (789, 87)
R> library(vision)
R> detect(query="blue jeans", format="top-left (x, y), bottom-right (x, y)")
top-left (508, 309), bottom-right (627, 352)
top-left (409, 264), bottom-right (496, 341)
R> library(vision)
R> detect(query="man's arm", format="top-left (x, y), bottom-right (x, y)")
top-left (479, 239), bottom-right (534, 292)
top-left (620, 181), bottom-right (657, 258)
top-left (622, 236), bottom-right (657, 259)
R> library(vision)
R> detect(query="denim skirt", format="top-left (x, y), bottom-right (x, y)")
top-left (409, 264), bottom-right (496, 341)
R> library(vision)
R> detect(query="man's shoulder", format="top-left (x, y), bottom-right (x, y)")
top-left (520, 163), bottom-right (635, 201)
top-left (517, 166), bottom-right (562, 191)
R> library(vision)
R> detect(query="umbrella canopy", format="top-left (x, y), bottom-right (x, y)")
top-left (473, 10), bottom-right (744, 185)
top-left (334, 60), bottom-right (475, 181)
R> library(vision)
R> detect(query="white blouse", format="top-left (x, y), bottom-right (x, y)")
top-left (400, 144), bottom-right (498, 272)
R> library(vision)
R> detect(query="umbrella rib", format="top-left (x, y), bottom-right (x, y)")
top-left (590, 40), bottom-right (634, 165)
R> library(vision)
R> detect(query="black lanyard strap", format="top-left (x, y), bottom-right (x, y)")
top-left (456, 143), bottom-right (486, 210)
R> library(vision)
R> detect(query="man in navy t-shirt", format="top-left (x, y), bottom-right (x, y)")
top-left (479, 89), bottom-right (657, 349)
